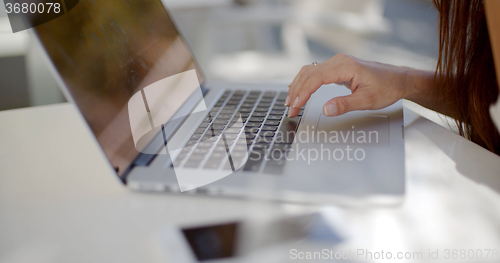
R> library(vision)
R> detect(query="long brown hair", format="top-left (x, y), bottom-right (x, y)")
top-left (433, 0), bottom-right (500, 154)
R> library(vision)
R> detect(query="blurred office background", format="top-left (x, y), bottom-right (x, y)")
top-left (0, 0), bottom-right (438, 111)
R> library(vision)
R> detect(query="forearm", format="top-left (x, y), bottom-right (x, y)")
top-left (401, 69), bottom-right (440, 111)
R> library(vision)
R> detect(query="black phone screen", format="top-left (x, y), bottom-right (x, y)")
top-left (182, 222), bottom-right (239, 261)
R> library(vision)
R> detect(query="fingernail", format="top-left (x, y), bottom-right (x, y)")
top-left (288, 108), bottom-right (292, 117)
top-left (324, 103), bottom-right (338, 116)
top-left (292, 97), bottom-right (299, 108)
top-left (284, 95), bottom-right (290, 106)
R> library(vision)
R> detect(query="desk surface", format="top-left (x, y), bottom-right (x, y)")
top-left (1, 103), bottom-right (500, 263)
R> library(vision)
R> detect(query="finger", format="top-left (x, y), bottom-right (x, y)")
top-left (288, 64), bottom-right (325, 109)
top-left (323, 92), bottom-right (372, 117)
top-left (289, 66), bottom-right (309, 92)
top-left (286, 66), bottom-right (309, 106)
top-left (289, 69), bottom-right (326, 112)
top-left (288, 65), bottom-right (314, 104)
top-left (287, 106), bottom-right (301, 118)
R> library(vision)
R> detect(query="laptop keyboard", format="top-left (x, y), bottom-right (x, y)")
top-left (172, 90), bottom-right (305, 174)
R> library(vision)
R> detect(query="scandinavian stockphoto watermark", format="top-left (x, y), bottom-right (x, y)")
top-left (248, 125), bottom-right (382, 164)
top-left (290, 248), bottom-right (499, 261)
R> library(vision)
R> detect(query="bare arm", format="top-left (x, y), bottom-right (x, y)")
top-left (285, 55), bottom-right (447, 118)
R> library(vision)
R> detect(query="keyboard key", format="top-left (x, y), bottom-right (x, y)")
top-left (270, 110), bottom-right (284, 115)
top-left (203, 161), bottom-right (221, 169)
top-left (213, 119), bottom-right (228, 125)
top-left (211, 106), bottom-right (222, 111)
top-left (220, 109), bottom-right (235, 114)
top-left (222, 134), bottom-right (239, 140)
top-left (186, 140), bottom-right (198, 146)
top-left (207, 129), bottom-right (223, 136)
top-left (233, 145), bottom-right (248, 152)
top-left (184, 161), bottom-right (200, 168)
top-left (244, 133), bottom-right (256, 140)
top-left (256, 136), bottom-right (273, 143)
top-left (272, 143), bottom-right (291, 151)
top-left (202, 136), bottom-right (218, 142)
top-left (278, 92), bottom-right (288, 99)
top-left (267, 115), bottom-right (282, 120)
top-left (254, 107), bottom-right (269, 112)
top-left (211, 125), bottom-right (226, 130)
top-left (193, 148), bottom-right (210, 155)
top-left (198, 123), bottom-right (210, 128)
top-left (241, 103), bottom-right (255, 107)
top-left (213, 145), bottom-right (229, 153)
top-left (243, 152), bottom-right (265, 172)
top-left (191, 134), bottom-right (203, 140)
top-left (217, 114), bottom-right (233, 119)
top-left (210, 152), bottom-right (226, 159)
top-left (264, 120), bottom-right (280, 126)
top-left (225, 128), bottom-right (241, 134)
top-left (188, 155), bottom-right (205, 161)
top-left (261, 125), bottom-right (278, 131)
top-left (197, 142), bottom-right (214, 148)
top-left (244, 128), bottom-right (260, 134)
top-left (272, 106), bottom-right (286, 111)
top-left (180, 146), bottom-right (194, 154)
top-left (257, 103), bottom-right (272, 107)
top-left (249, 117), bottom-right (265, 122)
top-left (260, 131), bottom-right (275, 137)
top-left (229, 122), bottom-right (244, 128)
top-left (251, 112), bottom-right (267, 117)
top-left (246, 122), bottom-right (261, 128)
top-left (229, 151), bottom-right (247, 167)
top-left (239, 108), bottom-right (253, 113)
top-left (275, 116), bottom-right (301, 144)
top-left (193, 128), bottom-right (205, 134)
top-left (263, 91), bottom-right (276, 97)
top-left (253, 143), bottom-right (270, 149)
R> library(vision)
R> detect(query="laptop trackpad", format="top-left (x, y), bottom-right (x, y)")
top-left (315, 114), bottom-right (389, 146)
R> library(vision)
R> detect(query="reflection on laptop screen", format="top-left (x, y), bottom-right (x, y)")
top-left (33, 0), bottom-right (203, 176)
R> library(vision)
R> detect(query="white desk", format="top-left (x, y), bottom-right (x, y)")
top-left (1, 103), bottom-right (500, 262)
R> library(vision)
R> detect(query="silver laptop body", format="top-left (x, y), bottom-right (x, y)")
top-left (31, 0), bottom-right (404, 205)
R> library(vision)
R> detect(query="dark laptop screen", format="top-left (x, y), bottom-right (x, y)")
top-left (33, 0), bottom-right (203, 176)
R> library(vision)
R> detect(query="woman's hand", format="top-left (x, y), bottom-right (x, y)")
top-left (286, 53), bottom-right (424, 118)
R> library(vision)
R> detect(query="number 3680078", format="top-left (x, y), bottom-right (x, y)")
top-left (5, 2), bottom-right (61, 14)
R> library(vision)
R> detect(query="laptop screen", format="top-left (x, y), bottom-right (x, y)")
top-left (33, 0), bottom-right (203, 177)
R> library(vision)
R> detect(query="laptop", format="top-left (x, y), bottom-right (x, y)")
top-left (31, 0), bottom-right (405, 205)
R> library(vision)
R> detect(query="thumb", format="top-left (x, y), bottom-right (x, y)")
top-left (323, 93), bottom-right (368, 116)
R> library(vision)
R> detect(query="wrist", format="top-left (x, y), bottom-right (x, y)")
top-left (401, 68), bottom-right (435, 103)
